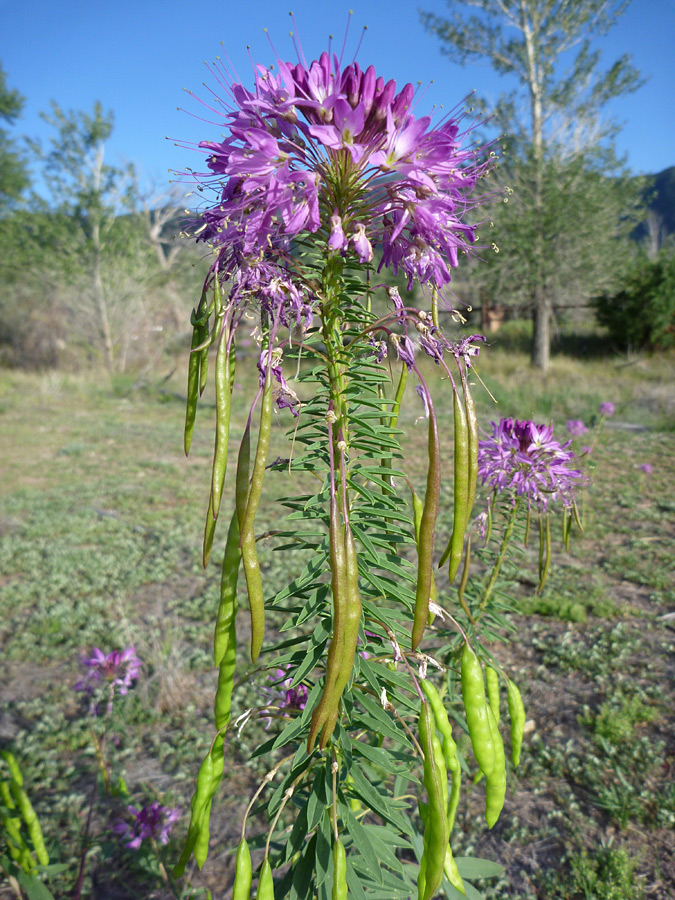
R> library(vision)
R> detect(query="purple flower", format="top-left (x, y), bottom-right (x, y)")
top-left (266, 666), bottom-right (307, 713)
top-left (76, 647), bottom-right (141, 698)
top-left (478, 418), bottom-right (585, 512)
top-left (599, 402), bottom-right (615, 417)
top-left (114, 802), bottom-right (180, 850)
top-left (566, 419), bottom-right (588, 438)
top-left (183, 33), bottom-right (494, 305)
top-left (640, 463), bottom-right (653, 474)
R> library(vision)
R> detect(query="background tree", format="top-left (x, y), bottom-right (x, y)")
top-left (0, 63), bottom-right (30, 212)
top-left (27, 101), bottom-right (138, 370)
top-left (420, 0), bottom-right (644, 370)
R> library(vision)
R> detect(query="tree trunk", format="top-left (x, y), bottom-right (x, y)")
top-left (531, 286), bottom-right (550, 371)
top-left (93, 236), bottom-right (114, 371)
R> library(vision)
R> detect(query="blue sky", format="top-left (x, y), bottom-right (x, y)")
top-left (2, 0), bottom-right (674, 198)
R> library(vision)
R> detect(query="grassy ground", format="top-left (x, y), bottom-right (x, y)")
top-left (0, 334), bottom-right (674, 899)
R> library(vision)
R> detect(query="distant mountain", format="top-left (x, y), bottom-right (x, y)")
top-left (633, 166), bottom-right (675, 251)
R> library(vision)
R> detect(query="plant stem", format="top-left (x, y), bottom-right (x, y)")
top-left (479, 499), bottom-right (520, 614)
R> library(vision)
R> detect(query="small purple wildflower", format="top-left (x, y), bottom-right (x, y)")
top-left (114, 802), bottom-right (180, 850)
top-left (75, 647), bottom-right (141, 698)
top-left (640, 463), bottom-right (653, 474)
top-left (266, 666), bottom-right (308, 713)
top-left (566, 419), bottom-right (588, 438)
top-left (599, 402), bottom-right (615, 417)
top-left (478, 418), bottom-right (584, 512)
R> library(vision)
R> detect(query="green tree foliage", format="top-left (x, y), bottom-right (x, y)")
top-left (420, 0), bottom-right (644, 370)
top-left (0, 63), bottom-right (30, 212)
top-left (594, 249), bottom-right (675, 350)
top-left (27, 102), bottom-right (137, 370)
top-left (0, 101), bottom-right (201, 371)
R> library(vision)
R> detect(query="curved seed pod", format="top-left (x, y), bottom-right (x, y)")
top-left (214, 637), bottom-right (237, 733)
top-left (233, 838), bottom-right (253, 900)
top-left (462, 369), bottom-right (478, 521)
top-left (419, 680), bottom-right (461, 835)
top-left (332, 838), bottom-right (348, 900)
top-left (389, 362), bottom-right (408, 431)
top-left (320, 521), bottom-right (362, 748)
top-left (308, 478), bottom-right (347, 752)
top-left (213, 508), bottom-right (241, 732)
top-left (418, 700), bottom-right (449, 900)
top-left (447, 387), bottom-right (470, 583)
top-left (1, 782), bottom-right (32, 869)
top-left (537, 513), bottom-right (551, 594)
top-left (484, 705), bottom-right (506, 829)
top-left (214, 507), bottom-right (242, 668)
top-left (2, 754), bottom-right (49, 868)
top-left (203, 495), bottom-right (217, 568)
top-left (1, 751), bottom-right (23, 786)
top-left (173, 738), bottom-right (224, 876)
top-left (193, 798), bottom-right (212, 868)
top-left (257, 858), bottom-right (275, 900)
top-left (184, 318), bottom-right (202, 456)
top-left (417, 855), bottom-right (427, 900)
top-left (210, 327), bottom-right (232, 520)
top-left (239, 377), bottom-right (273, 543)
top-left (443, 845), bottom-right (466, 895)
top-left (412, 400), bottom-right (440, 650)
top-left (486, 667), bottom-right (500, 726)
top-left (460, 644), bottom-right (496, 777)
top-left (506, 680), bottom-right (526, 768)
top-left (173, 750), bottom-right (214, 876)
top-left (410, 485), bottom-right (438, 617)
top-left (198, 325), bottom-right (210, 397)
top-left (240, 378), bottom-right (273, 662)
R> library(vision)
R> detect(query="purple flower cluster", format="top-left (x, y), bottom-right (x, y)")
top-left (478, 418), bottom-right (584, 512)
top-left (114, 802), bottom-right (180, 850)
top-left (187, 37), bottom-right (492, 299)
top-left (599, 402), bottom-right (615, 417)
top-left (75, 647), bottom-right (141, 698)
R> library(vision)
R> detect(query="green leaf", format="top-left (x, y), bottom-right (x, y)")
top-left (289, 834), bottom-right (316, 900)
top-left (347, 764), bottom-right (413, 835)
top-left (345, 859), bottom-right (368, 900)
top-left (306, 765), bottom-right (328, 832)
top-left (16, 873), bottom-right (56, 900)
top-left (362, 824), bottom-right (404, 874)
top-left (314, 809), bottom-right (332, 888)
top-left (344, 810), bottom-right (383, 885)
top-left (455, 857), bottom-right (506, 880)
top-left (352, 740), bottom-right (409, 776)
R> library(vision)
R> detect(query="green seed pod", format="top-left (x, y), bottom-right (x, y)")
top-left (506, 680), bottom-right (526, 768)
top-left (257, 858), bottom-right (275, 900)
top-left (419, 701), bottom-right (449, 900)
top-left (460, 644), bottom-right (496, 777)
top-left (332, 838), bottom-right (348, 900)
top-left (443, 844), bottom-right (466, 895)
top-left (484, 706), bottom-right (506, 829)
top-left (412, 402), bottom-right (440, 649)
top-left (233, 838), bottom-right (252, 900)
top-left (486, 666), bottom-right (500, 726)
